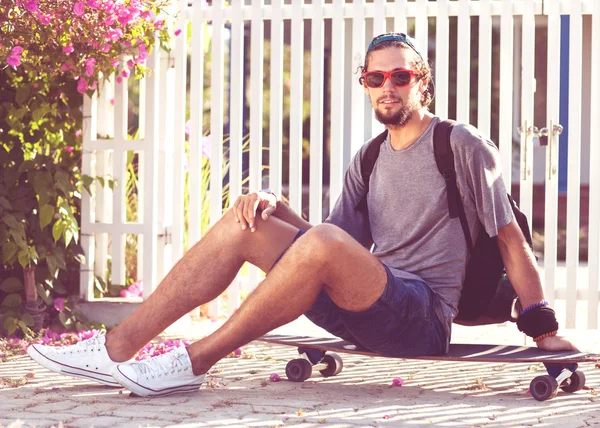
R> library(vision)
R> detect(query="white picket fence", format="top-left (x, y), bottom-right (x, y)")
top-left (80, 0), bottom-right (600, 330)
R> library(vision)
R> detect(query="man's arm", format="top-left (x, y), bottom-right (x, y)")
top-left (497, 220), bottom-right (578, 351)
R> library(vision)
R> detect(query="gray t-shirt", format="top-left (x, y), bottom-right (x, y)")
top-left (325, 117), bottom-right (514, 346)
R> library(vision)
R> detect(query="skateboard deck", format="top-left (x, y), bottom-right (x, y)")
top-left (259, 334), bottom-right (598, 364)
top-left (257, 334), bottom-right (599, 401)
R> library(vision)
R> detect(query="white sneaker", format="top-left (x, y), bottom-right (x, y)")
top-left (111, 346), bottom-right (205, 397)
top-left (26, 332), bottom-right (121, 387)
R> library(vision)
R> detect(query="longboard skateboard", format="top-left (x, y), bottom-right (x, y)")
top-left (258, 334), bottom-right (599, 401)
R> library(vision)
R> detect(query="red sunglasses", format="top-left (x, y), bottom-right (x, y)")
top-left (360, 69), bottom-right (420, 88)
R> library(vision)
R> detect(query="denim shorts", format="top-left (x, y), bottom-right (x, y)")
top-left (276, 229), bottom-right (447, 357)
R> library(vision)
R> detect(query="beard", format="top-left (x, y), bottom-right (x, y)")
top-left (373, 96), bottom-right (419, 128)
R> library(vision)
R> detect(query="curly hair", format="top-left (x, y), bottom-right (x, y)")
top-left (358, 40), bottom-right (434, 109)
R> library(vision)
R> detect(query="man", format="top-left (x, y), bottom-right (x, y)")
top-left (27, 33), bottom-right (576, 397)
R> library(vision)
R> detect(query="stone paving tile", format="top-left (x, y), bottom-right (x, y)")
top-left (2, 321), bottom-right (599, 428)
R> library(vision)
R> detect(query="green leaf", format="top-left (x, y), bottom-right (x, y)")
top-left (54, 170), bottom-right (73, 196)
top-left (71, 243), bottom-right (86, 264)
top-left (15, 86), bottom-right (31, 106)
top-left (28, 246), bottom-right (39, 264)
top-left (82, 174), bottom-right (94, 195)
top-left (7, 323), bottom-right (17, 335)
top-left (65, 229), bottom-right (73, 247)
top-left (18, 249), bottom-right (30, 268)
top-left (32, 107), bottom-right (47, 122)
top-left (39, 204), bottom-right (54, 229)
top-left (52, 279), bottom-right (67, 294)
top-left (59, 312), bottom-right (73, 328)
top-left (46, 254), bottom-right (58, 278)
top-left (94, 276), bottom-right (107, 294)
top-left (52, 220), bottom-right (65, 243)
top-left (9, 227), bottom-right (27, 249)
top-left (127, 150), bottom-right (135, 166)
top-left (3, 316), bottom-right (16, 331)
top-left (36, 283), bottom-right (52, 305)
top-left (17, 160), bottom-right (35, 173)
top-left (2, 242), bottom-right (18, 262)
top-left (2, 214), bottom-right (20, 230)
top-left (0, 196), bottom-right (12, 210)
top-left (0, 277), bottom-right (23, 293)
top-left (21, 313), bottom-right (35, 328)
top-left (1, 293), bottom-right (23, 308)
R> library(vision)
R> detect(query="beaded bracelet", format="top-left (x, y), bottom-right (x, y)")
top-left (533, 330), bottom-right (558, 342)
top-left (521, 300), bottom-right (549, 316)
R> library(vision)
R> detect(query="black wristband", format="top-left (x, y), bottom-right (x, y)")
top-left (516, 306), bottom-right (559, 338)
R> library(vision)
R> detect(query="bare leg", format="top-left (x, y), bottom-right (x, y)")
top-left (186, 223), bottom-right (387, 375)
top-left (105, 208), bottom-right (300, 361)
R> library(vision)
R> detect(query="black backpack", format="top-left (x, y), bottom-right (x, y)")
top-left (357, 120), bottom-right (532, 325)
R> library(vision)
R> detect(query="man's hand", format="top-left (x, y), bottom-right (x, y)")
top-left (536, 335), bottom-right (579, 352)
top-left (232, 191), bottom-right (278, 232)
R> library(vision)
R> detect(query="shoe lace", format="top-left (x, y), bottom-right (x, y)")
top-left (57, 332), bottom-right (106, 355)
top-left (134, 350), bottom-right (189, 379)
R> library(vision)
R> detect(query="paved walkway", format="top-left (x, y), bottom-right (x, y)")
top-left (1, 317), bottom-right (599, 428)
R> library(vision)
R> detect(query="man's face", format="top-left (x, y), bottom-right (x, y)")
top-left (363, 47), bottom-right (424, 129)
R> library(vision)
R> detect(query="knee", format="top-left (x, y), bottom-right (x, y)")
top-left (213, 208), bottom-right (245, 240)
top-left (300, 224), bottom-right (348, 264)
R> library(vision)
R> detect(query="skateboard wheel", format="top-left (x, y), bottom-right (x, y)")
top-left (560, 370), bottom-right (586, 393)
top-left (286, 358), bottom-right (313, 382)
top-left (530, 375), bottom-right (559, 401)
top-left (319, 352), bottom-right (343, 377)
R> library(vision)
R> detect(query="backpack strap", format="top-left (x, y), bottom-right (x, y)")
top-left (357, 130), bottom-right (389, 213)
top-left (433, 120), bottom-right (474, 252)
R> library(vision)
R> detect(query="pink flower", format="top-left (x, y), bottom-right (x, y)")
top-left (202, 135), bottom-right (211, 159)
top-left (110, 59), bottom-right (119, 67)
top-left (234, 348), bottom-right (242, 356)
top-left (127, 59), bottom-right (135, 69)
top-left (60, 62), bottom-right (73, 72)
top-left (138, 44), bottom-right (148, 61)
top-left (121, 69), bottom-right (129, 78)
top-left (120, 281), bottom-right (143, 298)
top-left (84, 58), bottom-right (96, 76)
top-left (65, 146), bottom-right (74, 153)
top-left (77, 78), bottom-right (89, 94)
top-left (53, 298), bottom-right (65, 312)
top-left (75, 129), bottom-right (82, 137)
top-left (269, 373), bottom-right (281, 382)
top-left (105, 16), bottom-right (115, 26)
top-left (110, 98), bottom-right (114, 106)
top-left (391, 377), bottom-right (404, 386)
top-left (101, 43), bottom-right (111, 53)
top-left (154, 20), bottom-right (164, 28)
top-left (6, 56), bottom-right (20, 69)
top-left (38, 13), bottom-right (51, 25)
top-left (73, 2), bottom-right (85, 16)
top-left (24, 1), bottom-right (39, 13)
top-left (62, 45), bottom-right (74, 55)
top-left (87, 0), bottom-right (99, 8)
top-left (89, 80), bottom-right (97, 91)
top-left (116, 76), bottom-right (123, 84)
top-left (174, 29), bottom-right (182, 37)
top-left (185, 120), bottom-right (191, 136)
top-left (11, 46), bottom-right (24, 56)
top-left (107, 28), bottom-right (123, 42)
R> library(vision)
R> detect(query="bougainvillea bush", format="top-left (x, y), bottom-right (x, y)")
top-left (0, 0), bottom-right (171, 337)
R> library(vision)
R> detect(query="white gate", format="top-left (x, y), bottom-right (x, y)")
top-left (81, 0), bottom-right (600, 329)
